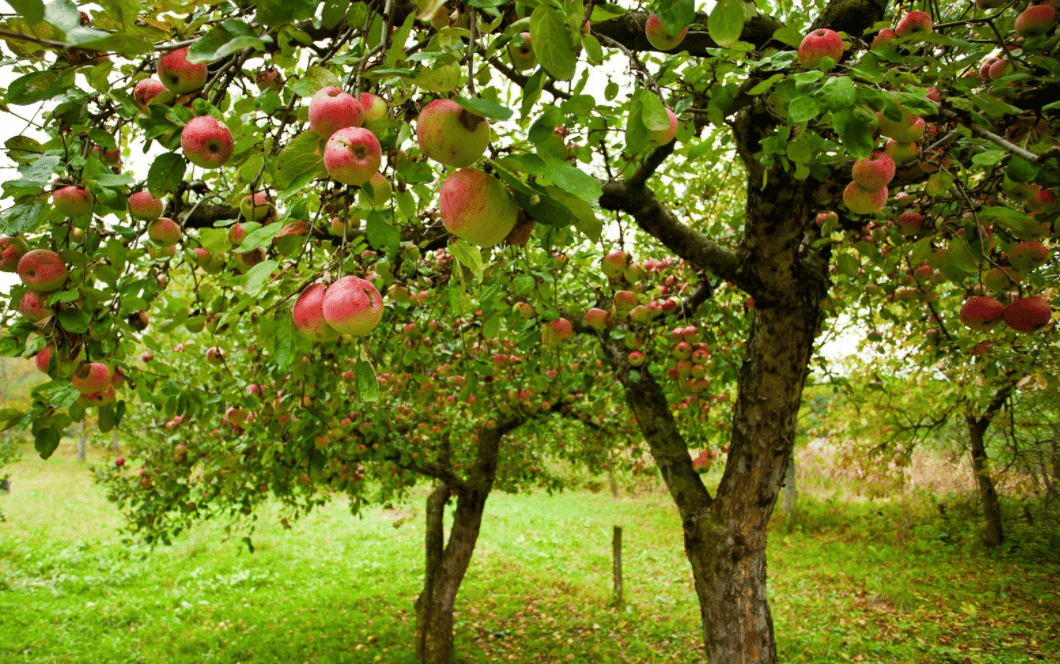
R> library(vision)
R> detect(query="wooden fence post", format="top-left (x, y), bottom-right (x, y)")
top-left (612, 525), bottom-right (623, 606)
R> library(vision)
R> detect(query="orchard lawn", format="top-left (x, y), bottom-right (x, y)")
top-left (1, 443), bottom-right (1058, 664)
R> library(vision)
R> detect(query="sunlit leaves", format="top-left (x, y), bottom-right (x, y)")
top-left (707, 0), bottom-right (744, 48)
top-left (147, 153), bottom-right (186, 198)
top-left (189, 20), bottom-right (268, 63)
top-left (255, 0), bottom-right (317, 27)
top-left (530, 5), bottom-right (576, 81)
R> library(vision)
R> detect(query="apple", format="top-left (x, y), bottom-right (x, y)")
top-left (870, 29), bottom-right (897, 50)
top-left (644, 13), bottom-right (687, 51)
top-left (35, 344), bottom-right (53, 372)
top-left (1001, 176), bottom-right (1039, 203)
top-left (438, 168), bottom-right (519, 248)
top-left (628, 350), bottom-right (646, 367)
top-left (181, 116), bottom-right (234, 169)
top-left (416, 99), bottom-right (490, 168)
top-left (157, 46), bottom-right (207, 93)
top-left (646, 108), bottom-right (678, 147)
top-left (851, 152), bottom-right (896, 190)
top-left (322, 276), bottom-right (384, 336)
top-left (1027, 187), bottom-right (1057, 212)
top-left (205, 347), bottom-right (225, 364)
top-left (128, 191), bottom-right (164, 220)
top-left (896, 211), bottom-right (923, 235)
top-left (843, 182), bottom-right (888, 215)
top-left (193, 247), bottom-right (224, 274)
top-left (798, 29), bottom-right (843, 69)
top-left (133, 78), bottom-right (167, 111)
top-left (360, 172), bottom-right (392, 208)
top-left (255, 68), bottom-right (284, 92)
top-left (508, 31), bottom-right (537, 70)
top-left (0, 236), bottom-right (29, 272)
top-left (92, 146), bottom-right (121, 166)
top-left (18, 289), bottom-right (51, 321)
top-left (895, 10), bottom-right (933, 38)
top-left (233, 247), bottom-right (265, 272)
top-left (240, 192), bottom-right (275, 221)
top-left (960, 295), bottom-right (1005, 330)
top-left (1008, 241), bottom-right (1049, 272)
top-left (293, 283), bottom-right (341, 341)
top-left (1015, 5), bottom-right (1057, 37)
top-left (359, 92), bottom-right (388, 126)
top-left (885, 139), bottom-right (921, 165)
top-left (585, 307), bottom-right (612, 331)
top-left (1003, 296), bottom-right (1051, 332)
top-left (129, 311), bottom-right (149, 331)
top-left (309, 86), bottom-right (364, 139)
top-left (513, 302), bottom-right (535, 319)
top-left (542, 318), bottom-right (573, 345)
top-left (53, 185), bottom-right (93, 218)
top-left (17, 249), bottom-right (67, 291)
top-left (877, 109), bottom-right (925, 142)
top-left (324, 127), bottom-right (381, 186)
top-left (614, 290), bottom-right (639, 315)
top-left (71, 362), bottom-right (112, 394)
top-left (148, 218), bottom-right (181, 246)
top-left (602, 250), bottom-right (630, 280)
top-left (983, 266), bottom-right (1022, 292)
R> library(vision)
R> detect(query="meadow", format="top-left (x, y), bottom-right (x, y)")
top-left (1, 440), bottom-right (1058, 663)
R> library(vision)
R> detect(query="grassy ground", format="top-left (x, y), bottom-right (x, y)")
top-left (1, 442), bottom-right (1058, 663)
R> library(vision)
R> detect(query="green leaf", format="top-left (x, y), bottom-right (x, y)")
top-left (625, 98), bottom-right (647, 153)
top-left (273, 314), bottom-right (297, 370)
top-left (820, 76), bottom-right (856, 112)
top-left (454, 96), bottom-right (513, 121)
top-left (243, 259), bottom-right (279, 296)
top-left (46, 381), bottom-right (81, 409)
top-left (655, 0), bottom-right (694, 37)
top-left (640, 91), bottom-right (669, 131)
top-left (837, 254), bottom-right (859, 278)
top-left (9, 0), bottom-right (45, 24)
top-left (355, 359), bottom-right (379, 402)
top-left (44, 0), bottom-right (79, 33)
top-left (0, 201), bottom-right (45, 234)
top-left (512, 274), bottom-right (535, 296)
top-left (771, 25), bottom-right (803, 48)
top-left (708, 0), bottom-right (744, 49)
top-left (366, 212), bottom-right (400, 254)
top-left (787, 97), bottom-right (820, 124)
top-left (321, 0), bottom-right (347, 28)
top-left (241, 222), bottom-right (283, 252)
top-left (255, 0), bottom-right (318, 26)
top-left (147, 153), bottom-right (186, 197)
top-left (530, 5), bottom-right (577, 81)
top-left (1005, 156), bottom-right (1039, 184)
top-left (979, 206), bottom-right (1042, 240)
top-left (395, 161), bottom-right (434, 184)
top-left (583, 34), bottom-right (604, 65)
top-left (925, 172), bottom-right (954, 197)
top-left (748, 74), bottom-right (785, 95)
top-left (947, 236), bottom-right (980, 274)
top-left (833, 109), bottom-right (874, 159)
top-left (7, 70), bottom-right (66, 105)
top-left (450, 239), bottom-right (483, 282)
top-left (971, 150), bottom-right (1006, 167)
top-left (97, 402), bottom-right (116, 433)
top-left (57, 309), bottom-right (90, 333)
top-left (275, 131), bottom-right (325, 190)
top-left (544, 158), bottom-right (602, 203)
top-left (33, 425), bottom-right (60, 459)
top-left (97, 0), bottom-right (138, 29)
top-left (188, 20), bottom-right (267, 64)
top-left (200, 227), bottom-right (231, 254)
top-left (291, 66), bottom-right (341, 97)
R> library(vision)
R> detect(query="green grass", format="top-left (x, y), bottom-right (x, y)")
top-left (1, 442), bottom-right (1058, 663)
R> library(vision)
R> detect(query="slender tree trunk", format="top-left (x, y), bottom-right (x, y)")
top-left (78, 422), bottom-right (87, 462)
top-left (414, 423), bottom-right (511, 664)
top-left (967, 414), bottom-right (1004, 547)
top-left (782, 449), bottom-right (797, 517)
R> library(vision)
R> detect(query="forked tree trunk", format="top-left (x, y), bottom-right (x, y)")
top-left (414, 424), bottom-right (510, 664)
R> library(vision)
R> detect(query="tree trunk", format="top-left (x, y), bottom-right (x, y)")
top-left (782, 449), bottom-right (797, 517)
top-left (78, 422), bottom-right (87, 462)
top-left (414, 423), bottom-right (510, 664)
top-left (967, 414), bottom-right (1004, 547)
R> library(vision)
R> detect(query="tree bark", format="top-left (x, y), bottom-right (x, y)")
top-left (782, 449), bottom-right (797, 517)
top-left (414, 422), bottom-right (513, 664)
top-left (967, 414), bottom-right (1004, 547)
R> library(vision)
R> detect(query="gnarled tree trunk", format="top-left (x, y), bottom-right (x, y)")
top-left (967, 414), bottom-right (1004, 548)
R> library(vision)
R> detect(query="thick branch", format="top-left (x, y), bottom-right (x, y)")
top-left (591, 12), bottom-right (783, 56)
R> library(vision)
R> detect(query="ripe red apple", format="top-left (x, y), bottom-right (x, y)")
top-left (895, 11), bottom-right (934, 38)
top-left (851, 151), bottom-right (896, 190)
top-left (157, 46), bottom-right (207, 93)
top-left (0, 235), bottom-right (29, 272)
top-left (644, 13), bottom-right (687, 51)
top-left (71, 362), bottom-right (112, 394)
top-left (324, 127), bottom-right (381, 186)
top-left (53, 185), bottom-right (93, 218)
top-left (308, 86), bottom-right (364, 139)
top-left (416, 99), bottom-right (490, 168)
top-left (17, 249), bottom-right (67, 291)
top-left (798, 29), bottom-right (843, 69)
top-left (885, 139), bottom-right (921, 164)
top-left (646, 108), bottom-right (678, 147)
top-left (1015, 5), bottom-right (1057, 37)
top-left (1008, 241), bottom-right (1049, 272)
top-left (148, 218), bottom-right (181, 246)
top-left (628, 350), bottom-right (646, 367)
top-left (240, 192), bottom-right (275, 221)
top-left (843, 182), bottom-right (888, 215)
top-left (877, 109), bottom-right (925, 142)
top-left (35, 344), bottom-right (53, 372)
top-left (181, 116), bottom-right (234, 169)
top-left (614, 290), bottom-right (639, 315)
top-left (193, 247), bottom-right (224, 274)
top-left (115, 456), bottom-right (126, 467)
top-left (358, 92), bottom-right (388, 125)
top-left (133, 78), bottom-right (167, 111)
top-left (602, 250), bottom-right (630, 280)
top-left (438, 168), bottom-right (519, 248)
top-left (870, 29), bottom-right (897, 50)
top-left (896, 211), bottom-right (923, 235)
top-left (1003, 296), bottom-right (1051, 332)
top-left (542, 318), bottom-right (573, 345)
top-left (321, 276), bottom-right (384, 336)
top-left (293, 283), bottom-right (341, 341)
top-left (19, 289), bottom-right (51, 320)
top-left (508, 31), bottom-right (536, 70)
top-left (128, 191), bottom-right (164, 220)
top-left (960, 295), bottom-right (1005, 330)
top-left (92, 146), bottom-right (121, 166)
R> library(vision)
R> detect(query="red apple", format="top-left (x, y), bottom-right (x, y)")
top-left (71, 362), bottom-right (112, 394)
top-left (585, 307), bottom-right (612, 331)
top-left (960, 295), bottom-right (1005, 330)
top-left (17, 249), bottom-right (67, 291)
top-left (53, 185), bottom-right (93, 218)
top-left (542, 318), bottom-right (573, 345)
top-left (133, 78), bottom-right (167, 111)
top-left (508, 31), bottom-right (537, 70)
top-left (896, 211), bottom-right (923, 235)
top-left (798, 29), bottom-right (843, 69)
top-left (358, 93), bottom-right (388, 125)
top-left (877, 109), bottom-right (925, 142)
top-left (293, 283), bottom-right (340, 341)
top-left (148, 217), bottom-right (181, 246)
top-left (851, 151), bottom-right (896, 190)
top-left (438, 168), bottom-right (519, 248)
top-left (646, 108), bottom-right (678, 147)
top-left (181, 116), bottom-right (234, 169)
top-left (644, 13), bottom-right (687, 51)
top-left (128, 191), bottom-right (164, 220)
top-left (1015, 5), bottom-right (1057, 37)
top-left (885, 139), bottom-right (921, 164)
top-left (255, 68), bottom-right (284, 92)
top-left (321, 276), bottom-right (384, 336)
top-left (870, 29), bottom-right (897, 50)
top-left (1003, 296), bottom-right (1051, 332)
top-left (157, 46), bottom-right (207, 94)
top-left (0, 236), bottom-right (29, 272)
top-left (324, 127), bottom-right (381, 186)
top-left (1008, 241), bottom-right (1049, 272)
top-left (308, 86), bottom-right (364, 140)
top-left (19, 289), bottom-right (51, 320)
top-left (240, 192), bottom-right (275, 221)
top-left (895, 11), bottom-right (933, 38)
top-left (843, 182), bottom-right (888, 215)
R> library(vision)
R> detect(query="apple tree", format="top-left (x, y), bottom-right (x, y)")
top-left (2, 0), bottom-right (1060, 662)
